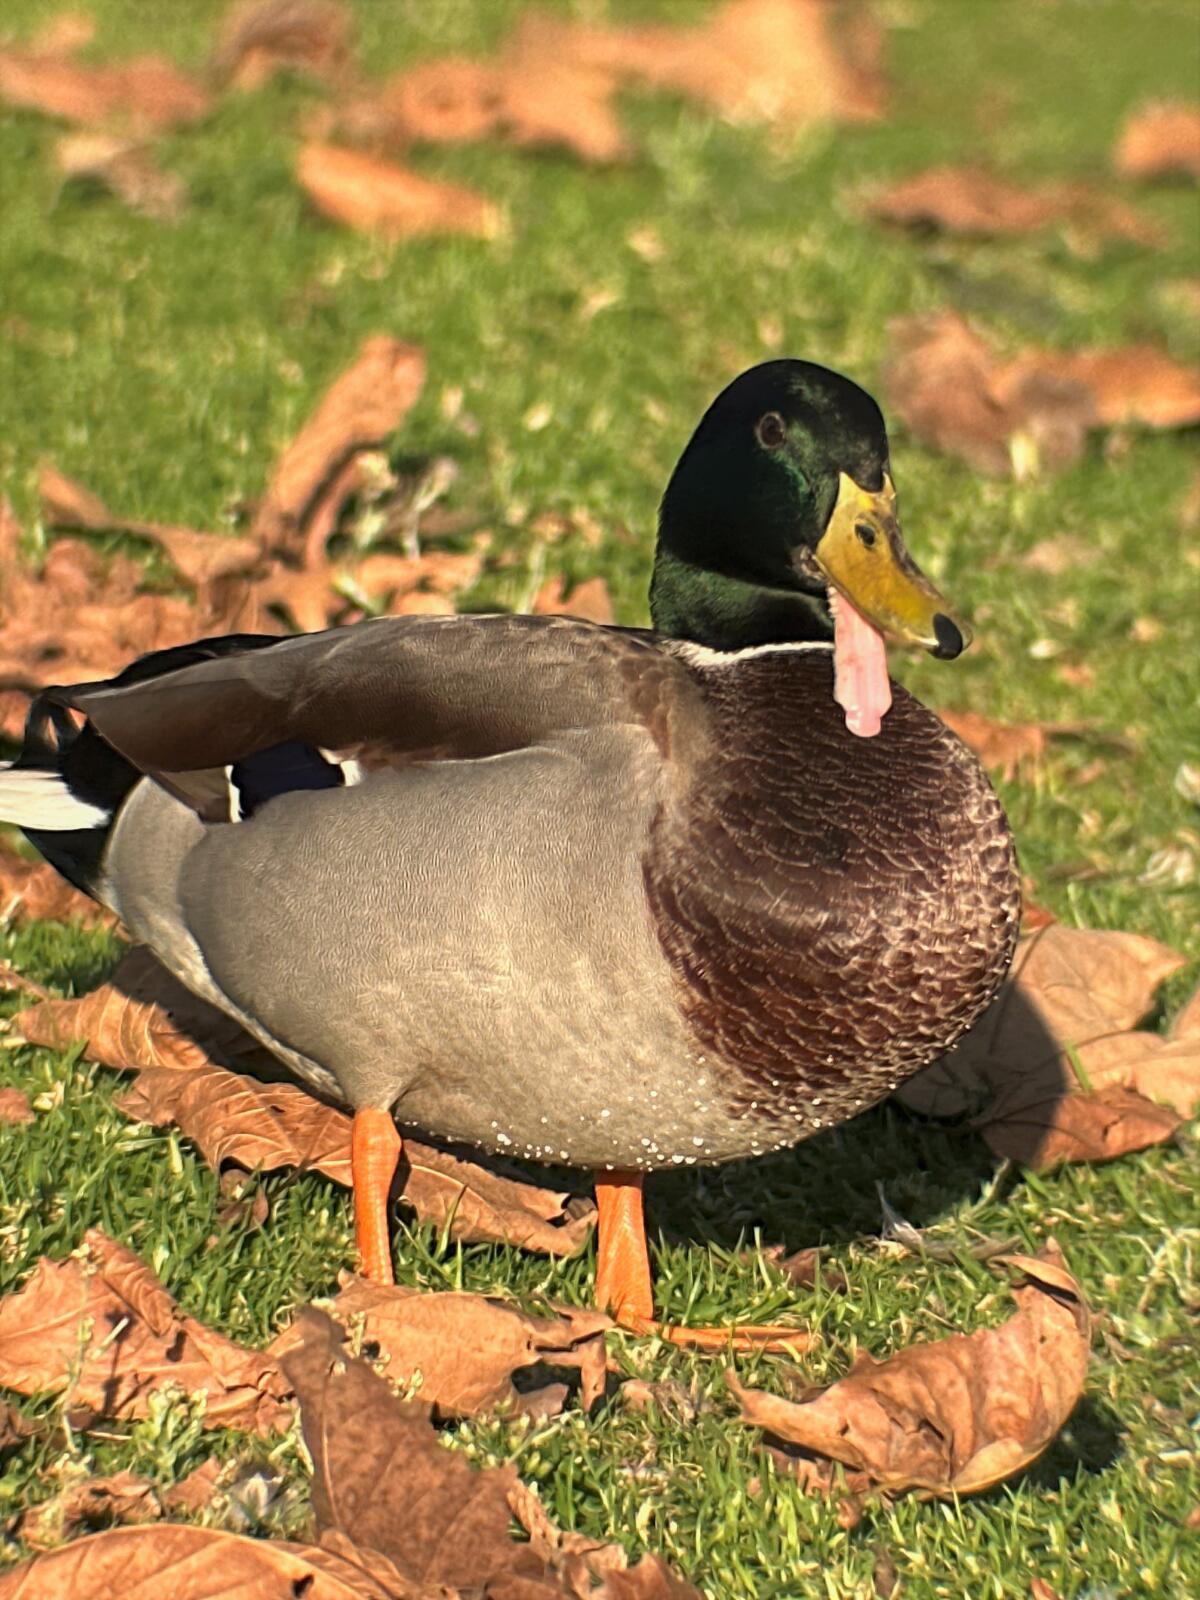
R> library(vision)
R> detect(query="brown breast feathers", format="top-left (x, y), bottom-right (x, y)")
top-left (643, 646), bottom-right (1020, 1130)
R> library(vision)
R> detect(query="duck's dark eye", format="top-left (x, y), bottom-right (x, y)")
top-left (756, 411), bottom-right (786, 449)
top-left (855, 521), bottom-right (877, 548)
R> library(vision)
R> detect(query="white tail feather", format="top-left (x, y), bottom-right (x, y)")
top-left (0, 765), bottom-right (108, 830)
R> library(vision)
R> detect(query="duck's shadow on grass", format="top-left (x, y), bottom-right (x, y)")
top-left (642, 1106), bottom-right (1001, 1257)
top-left (1025, 1395), bottom-right (1124, 1482)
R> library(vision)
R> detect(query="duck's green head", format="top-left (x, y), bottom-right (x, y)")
top-left (651, 360), bottom-right (968, 678)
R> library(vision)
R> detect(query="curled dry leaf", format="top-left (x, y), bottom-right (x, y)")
top-left (532, 574), bottom-right (615, 625)
top-left (0, 1524), bottom-right (398, 1600)
top-left (39, 463), bottom-right (260, 584)
top-left (884, 312), bottom-right (1200, 477)
top-left (868, 165), bottom-right (1161, 247)
top-left (14, 948), bottom-right (595, 1255)
top-left (729, 1246), bottom-right (1090, 1497)
top-left (269, 1273), bottom-right (609, 1418)
top-left (213, 0), bottom-right (354, 91)
top-left (1114, 101), bottom-right (1200, 182)
top-left (0, 839), bottom-right (115, 928)
top-left (896, 924), bottom-right (1197, 1169)
top-left (280, 1310), bottom-right (541, 1590)
top-left (0, 47), bottom-right (210, 132)
top-left (0, 1229), bottom-right (292, 1433)
top-left (55, 132), bottom-right (187, 219)
top-left (251, 335), bottom-right (426, 561)
top-left (297, 141), bottom-right (498, 242)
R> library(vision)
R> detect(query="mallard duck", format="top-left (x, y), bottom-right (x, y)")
top-left (0, 361), bottom-right (1019, 1345)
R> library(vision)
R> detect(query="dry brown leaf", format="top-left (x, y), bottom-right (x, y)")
top-left (884, 312), bottom-right (1200, 477)
top-left (0, 48), bottom-right (210, 132)
top-left (0, 1524), bottom-right (399, 1600)
top-left (0, 840), bottom-right (115, 928)
top-left (270, 1273), bottom-right (609, 1417)
top-left (14, 947), bottom-right (243, 1072)
top-left (353, 548), bottom-right (481, 601)
top-left (39, 464), bottom-right (260, 583)
top-left (54, 132), bottom-right (186, 219)
top-left (213, 0), bottom-right (354, 91)
top-left (867, 166), bottom-right (1161, 247)
top-left (569, 0), bottom-right (886, 131)
top-left (16, 949), bottom-right (595, 1255)
top-left (897, 925), bottom-right (1196, 1169)
top-left (983, 1084), bottom-right (1181, 1169)
top-left (0, 1229), bottom-right (292, 1433)
top-left (729, 1246), bottom-right (1090, 1496)
top-left (0, 1087), bottom-right (35, 1125)
top-left (280, 1309), bottom-right (542, 1589)
top-left (399, 1140), bottom-right (595, 1257)
top-left (883, 312), bottom-right (1094, 477)
top-left (251, 335), bottom-right (426, 560)
top-left (298, 141), bottom-right (498, 242)
top-left (1115, 101), bottom-right (1200, 181)
top-left (15, 1469), bottom-right (160, 1550)
top-left (532, 574), bottom-right (615, 625)
top-left (1001, 345), bottom-right (1200, 430)
top-left (936, 709), bottom-right (1048, 783)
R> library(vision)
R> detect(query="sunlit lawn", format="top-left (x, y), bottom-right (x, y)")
top-left (0, 2), bottom-right (1197, 1595)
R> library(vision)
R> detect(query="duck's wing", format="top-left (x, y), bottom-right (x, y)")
top-left (52, 613), bottom-right (707, 808)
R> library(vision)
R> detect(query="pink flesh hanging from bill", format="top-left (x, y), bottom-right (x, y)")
top-left (830, 588), bottom-right (892, 738)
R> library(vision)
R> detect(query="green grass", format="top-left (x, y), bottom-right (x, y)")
top-left (1, 1), bottom-right (1198, 1594)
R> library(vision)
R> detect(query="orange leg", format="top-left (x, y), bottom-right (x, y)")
top-left (593, 1170), bottom-right (814, 1354)
top-left (351, 1108), bottom-right (402, 1285)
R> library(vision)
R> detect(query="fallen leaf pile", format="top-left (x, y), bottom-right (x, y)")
top-left (0, 1311), bottom-right (697, 1598)
top-left (730, 1246), bottom-right (1090, 1498)
top-left (335, 0), bottom-right (884, 170)
top-left (896, 923), bottom-right (1199, 1169)
top-left (883, 311), bottom-right (1200, 477)
top-left (0, 334), bottom-right (494, 740)
top-left (0, 1225), bottom-right (608, 1437)
top-left (1, 0), bottom-right (888, 237)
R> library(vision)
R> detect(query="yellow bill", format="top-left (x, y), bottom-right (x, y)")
top-left (813, 472), bottom-right (969, 660)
